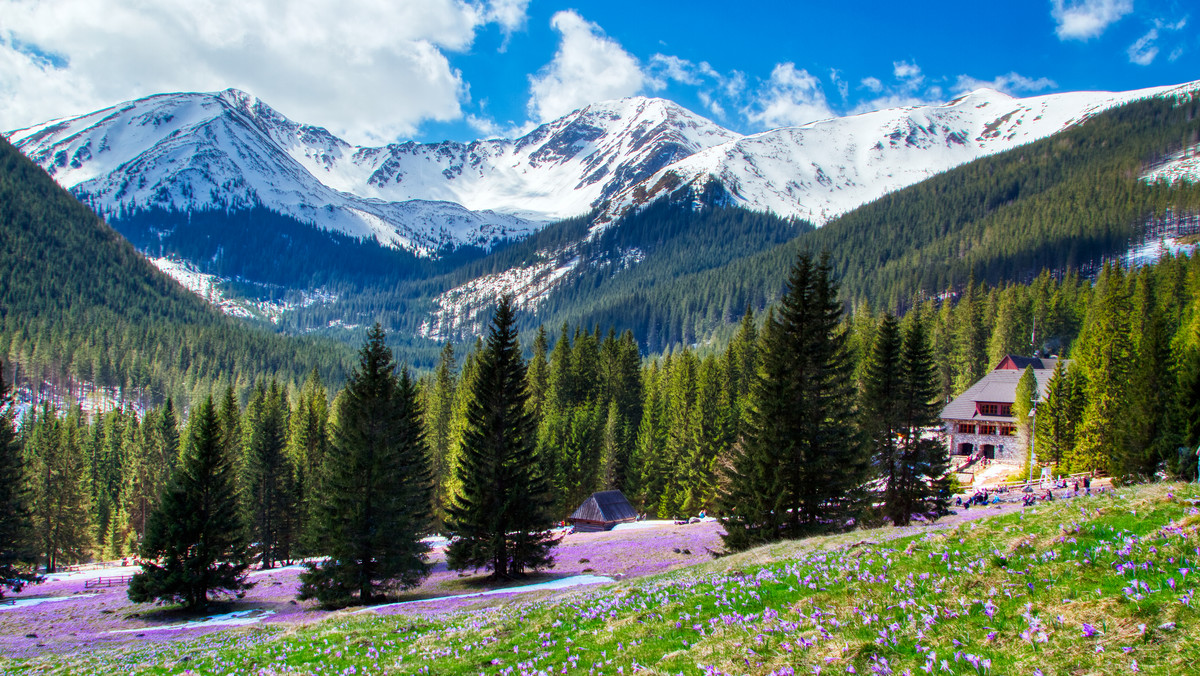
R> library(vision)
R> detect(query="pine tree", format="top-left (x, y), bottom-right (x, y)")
top-left (446, 297), bottom-right (559, 579)
top-left (26, 404), bottom-right (92, 572)
top-left (1035, 360), bottom-right (1079, 466)
top-left (299, 325), bottom-right (432, 607)
top-left (893, 313), bottom-right (951, 522)
top-left (682, 355), bottom-right (730, 515)
top-left (526, 328), bottom-right (551, 423)
top-left (1070, 264), bottom-right (1135, 474)
top-left (243, 381), bottom-right (298, 568)
top-left (860, 313), bottom-right (904, 522)
top-left (630, 360), bottom-right (667, 509)
top-left (128, 396), bottom-right (251, 610)
top-left (424, 343), bottom-right (457, 529)
top-left (952, 275), bottom-right (989, 396)
top-left (0, 363), bottom-right (38, 598)
top-left (720, 252), bottom-right (867, 551)
top-left (287, 370), bottom-right (329, 553)
top-left (1117, 269), bottom-right (1179, 478)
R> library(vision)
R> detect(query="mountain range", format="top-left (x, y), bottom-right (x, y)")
top-left (12, 83), bottom-right (1196, 254)
top-left (5, 80), bottom-right (1200, 350)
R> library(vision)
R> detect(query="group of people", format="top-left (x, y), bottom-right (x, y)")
top-left (954, 488), bottom-right (1001, 509)
top-left (957, 474), bottom-right (1097, 510)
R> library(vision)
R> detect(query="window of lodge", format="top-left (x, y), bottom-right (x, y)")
top-left (957, 423), bottom-right (976, 434)
top-left (978, 403), bottom-right (999, 416)
top-left (999, 404), bottom-right (1012, 417)
top-left (979, 424), bottom-right (998, 435)
top-left (999, 425), bottom-right (1016, 436)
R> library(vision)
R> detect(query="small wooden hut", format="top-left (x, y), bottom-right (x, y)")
top-left (567, 490), bottom-right (638, 532)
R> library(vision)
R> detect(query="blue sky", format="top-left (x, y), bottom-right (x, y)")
top-left (1, 0), bottom-right (1195, 144)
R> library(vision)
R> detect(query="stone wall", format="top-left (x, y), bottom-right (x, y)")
top-left (943, 421), bottom-right (1023, 466)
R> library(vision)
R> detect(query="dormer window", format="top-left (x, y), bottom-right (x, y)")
top-left (976, 402), bottom-right (1012, 417)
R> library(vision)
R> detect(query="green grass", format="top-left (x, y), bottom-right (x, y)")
top-left (6, 483), bottom-right (1200, 675)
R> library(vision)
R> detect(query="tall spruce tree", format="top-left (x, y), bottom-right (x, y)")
top-left (128, 396), bottom-right (251, 610)
top-left (893, 313), bottom-right (951, 523)
top-left (424, 343), bottom-right (457, 529)
top-left (243, 381), bottom-right (298, 568)
top-left (445, 296), bottom-right (559, 579)
top-left (861, 313), bottom-right (904, 521)
top-left (1035, 360), bottom-right (1080, 466)
top-left (1071, 264), bottom-right (1135, 474)
top-left (299, 325), bottom-right (431, 607)
top-left (287, 370), bottom-right (329, 553)
top-left (719, 252), bottom-right (867, 551)
top-left (0, 363), bottom-right (38, 598)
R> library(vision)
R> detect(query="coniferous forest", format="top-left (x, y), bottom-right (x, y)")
top-left (3, 244), bottom-right (1198, 602)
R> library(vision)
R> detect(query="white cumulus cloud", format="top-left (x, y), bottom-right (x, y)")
top-left (955, 72), bottom-right (1058, 95)
top-left (527, 10), bottom-right (645, 122)
top-left (892, 60), bottom-right (923, 83)
top-left (1051, 0), bottom-right (1133, 41)
top-left (860, 76), bottom-right (884, 93)
top-left (1127, 29), bottom-right (1161, 65)
top-left (0, 0), bottom-right (528, 144)
top-left (742, 63), bottom-right (832, 129)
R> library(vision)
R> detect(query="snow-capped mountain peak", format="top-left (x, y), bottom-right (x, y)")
top-left (6, 91), bottom-right (739, 254)
top-left (598, 81), bottom-right (1197, 226)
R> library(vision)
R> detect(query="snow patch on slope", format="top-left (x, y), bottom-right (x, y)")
top-left (1142, 144), bottom-right (1200, 185)
top-left (149, 256), bottom-right (334, 323)
top-left (419, 256), bottom-right (581, 341)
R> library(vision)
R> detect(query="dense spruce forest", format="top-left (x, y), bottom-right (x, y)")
top-left (5, 247), bottom-right (1197, 576)
top-left (0, 134), bottom-right (355, 408)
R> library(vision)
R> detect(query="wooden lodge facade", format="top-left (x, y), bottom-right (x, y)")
top-left (939, 355), bottom-right (1063, 466)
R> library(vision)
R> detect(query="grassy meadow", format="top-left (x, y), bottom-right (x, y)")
top-left (3, 483), bottom-right (1199, 675)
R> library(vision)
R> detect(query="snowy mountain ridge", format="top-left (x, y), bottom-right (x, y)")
top-left (9, 82), bottom-right (1199, 258)
top-left (7, 91), bottom-right (738, 254)
top-left (598, 81), bottom-right (1200, 227)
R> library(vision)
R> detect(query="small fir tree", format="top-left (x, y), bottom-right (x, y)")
top-left (128, 396), bottom-right (252, 610)
top-left (1013, 365), bottom-right (1038, 473)
top-left (445, 296), bottom-right (559, 579)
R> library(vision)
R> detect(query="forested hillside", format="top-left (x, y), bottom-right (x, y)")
top-left (0, 135), bottom-right (352, 408)
top-left (523, 93), bottom-right (1200, 353)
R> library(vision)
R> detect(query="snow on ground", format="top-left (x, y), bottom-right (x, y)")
top-left (0, 594), bottom-right (93, 610)
top-left (1124, 237), bottom-right (1198, 268)
top-left (1143, 144), bottom-right (1200, 185)
top-left (108, 609), bottom-right (276, 633)
top-left (354, 575), bottom-right (615, 614)
top-left (149, 256), bottom-right (335, 323)
top-left (40, 564), bottom-right (141, 583)
top-left (418, 254), bottom-right (581, 341)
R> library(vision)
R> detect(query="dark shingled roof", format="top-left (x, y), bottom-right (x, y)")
top-left (940, 356), bottom-right (1066, 422)
top-left (569, 490), bottom-right (638, 525)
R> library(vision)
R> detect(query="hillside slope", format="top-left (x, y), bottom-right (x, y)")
top-left (0, 134), bottom-right (351, 406)
top-left (3, 483), bottom-right (1196, 674)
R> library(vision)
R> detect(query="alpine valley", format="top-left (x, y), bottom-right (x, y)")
top-left (6, 80), bottom-right (1200, 362)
